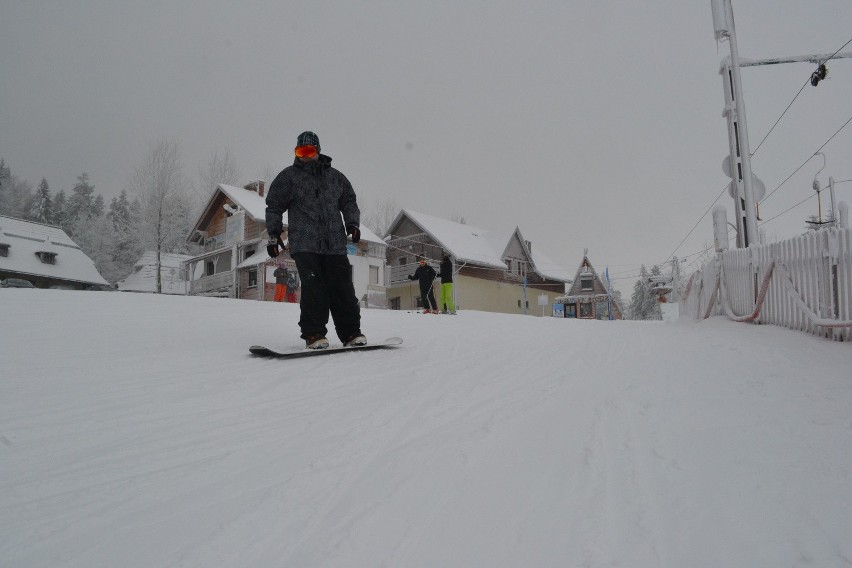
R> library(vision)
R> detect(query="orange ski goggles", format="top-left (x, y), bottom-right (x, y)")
top-left (294, 145), bottom-right (319, 159)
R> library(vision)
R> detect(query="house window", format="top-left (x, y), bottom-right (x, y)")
top-left (369, 265), bottom-right (379, 285)
top-left (0, 243), bottom-right (9, 257)
top-left (581, 277), bottom-right (594, 291)
top-left (37, 251), bottom-right (57, 264)
top-left (248, 268), bottom-right (257, 288)
top-left (399, 256), bottom-right (408, 266)
top-left (244, 246), bottom-right (256, 261)
top-left (579, 303), bottom-right (593, 318)
top-left (390, 297), bottom-right (401, 310)
top-left (205, 261), bottom-right (215, 276)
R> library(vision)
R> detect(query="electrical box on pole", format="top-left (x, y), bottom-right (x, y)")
top-left (713, 206), bottom-right (730, 252)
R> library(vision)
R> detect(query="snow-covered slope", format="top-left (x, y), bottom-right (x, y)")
top-left (1, 290), bottom-right (850, 567)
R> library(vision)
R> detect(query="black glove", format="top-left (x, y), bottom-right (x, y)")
top-left (347, 224), bottom-right (361, 244)
top-left (267, 236), bottom-right (284, 258)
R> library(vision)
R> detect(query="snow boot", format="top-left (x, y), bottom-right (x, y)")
top-left (305, 334), bottom-right (330, 350)
top-left (343, 334), bottom-right (367, 347)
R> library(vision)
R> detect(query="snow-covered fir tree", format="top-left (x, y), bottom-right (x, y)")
top-left (107, 190), bottom-right (144, 281)
top-left (0, 161), bottom-right (34, 219)
top-left (28, 178), bottom-right (53, 224)
top-left (65, 173), bottom-right (97, 235)
top-left (52, 190), bottom-right (68, 231)
top-left (628, 264), bottom-right (663, 320)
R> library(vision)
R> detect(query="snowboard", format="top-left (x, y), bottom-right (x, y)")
top-left (249, 337), bottom-right (403, 359)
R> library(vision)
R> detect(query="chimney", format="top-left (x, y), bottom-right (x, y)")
top-left (243, 180), bottom-right (266, 197)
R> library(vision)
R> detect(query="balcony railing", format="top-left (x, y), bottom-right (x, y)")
top-left (389, 262), bottom-right (432, 285)
top-left (189, 271), bottom-right (234, 295)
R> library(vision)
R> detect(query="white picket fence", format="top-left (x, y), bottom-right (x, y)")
top-left (681, 228), bottom-right (852, 342)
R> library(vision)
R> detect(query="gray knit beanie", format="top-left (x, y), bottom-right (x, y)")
top-left (297, 131), bottom-right (320, 151)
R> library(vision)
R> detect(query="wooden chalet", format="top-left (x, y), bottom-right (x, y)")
top-left (556, 252), bottom-right (623, 319)
top-left (384, 210), bottom-right (572, 316)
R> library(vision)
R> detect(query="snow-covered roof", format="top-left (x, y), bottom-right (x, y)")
top-left (354, 224), bottom-right (384, 246)
top-left (399, 210), bottom-right (510, 269)
top-left (217, 184), bottom-right (270, 222)
top-left (116, 251), bottom-right (193, 294)
top-left (0, 216), bottom-right (109, 286)
top-left (391, 210), bottom-right (572, 282)
top-left (529, 246), bottom-right (575, 283)
top-left (236, 249), bottom-right (272, 270)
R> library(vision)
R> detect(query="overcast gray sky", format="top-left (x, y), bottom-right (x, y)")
top-left (2, 1), bottom-right (851, 296)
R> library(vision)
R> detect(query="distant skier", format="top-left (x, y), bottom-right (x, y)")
top-left (284, 266), bottom-right (299, 303)
top-left (408, 257), bottom-right (438, 313)
top-left (438, 254), bottom-right (456, 314)
top-left (265, 131), bottom-right (366, 349)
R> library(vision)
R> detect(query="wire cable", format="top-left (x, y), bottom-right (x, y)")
top-left (749, 36), bottom-right (852, 158)
top-left (820, 37), bottom-right (852, 64)
top-left (762, 111), bottom-right (852, 204)
top-left (760, 193), bottom-right (815, 225)
top-left (661, 183), bottom-right (729, 266)
top-left (751, 78), bottom-right (810, 157)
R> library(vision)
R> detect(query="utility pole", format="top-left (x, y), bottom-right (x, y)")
top-left (712, 0), bottom-right (759, 248)
top-left (712, 0), bottom-right (852, 247)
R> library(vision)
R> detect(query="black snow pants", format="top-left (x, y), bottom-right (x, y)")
top-left (420, 281), bottom-right (438, 310)
top-left (291, 252), bottom-right (361, 342)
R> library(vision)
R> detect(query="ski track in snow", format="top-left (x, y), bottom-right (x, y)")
top-left (1, 290), bottom-right (851, 567)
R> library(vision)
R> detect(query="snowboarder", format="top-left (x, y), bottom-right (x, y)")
top-left (438, 254), bottom-right (456, 314)
top-left (265, 131), bottom-right (366, 349)
top-left (408, 257), bottom-right (438, 313)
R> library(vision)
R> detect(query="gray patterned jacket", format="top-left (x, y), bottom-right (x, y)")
top-left (265, 154), bottom-right (360, 255)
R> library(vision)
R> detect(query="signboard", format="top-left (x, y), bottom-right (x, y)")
top-left (225, 211), bottom-right (245, 245)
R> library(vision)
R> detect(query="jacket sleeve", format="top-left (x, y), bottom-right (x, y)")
top-left (265, 170), bottom-right (290, 238)
top-left (337, 172), bottom-right (360, 229)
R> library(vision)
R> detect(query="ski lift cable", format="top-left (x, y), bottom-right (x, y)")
top-left (751, 36), bottom-right (852, 163)
top-left (821, 36), bottom-right (852, 65)
top-left (760, 193), bottom-right (816, 225)
top-left (751, 78), bottom-right (809, 157)
top-left (762, 111), bottom-right (852, 204)
top-left (661, 183), bottom-right (729, 267)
